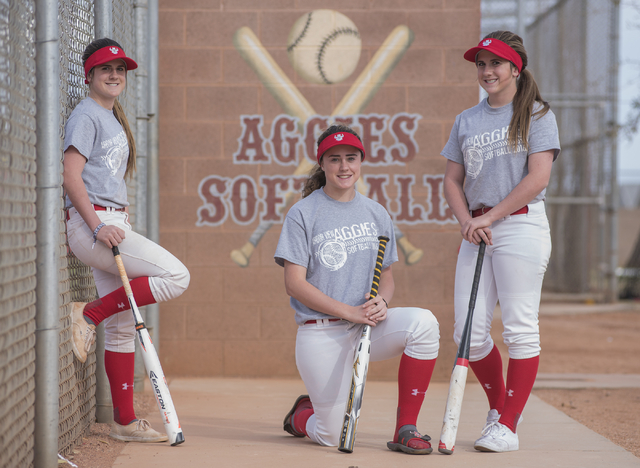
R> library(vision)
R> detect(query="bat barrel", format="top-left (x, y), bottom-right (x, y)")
top-left (338, 236), bottom-right (389, 453)
top-left (438, 241), bottom-right (486, 454)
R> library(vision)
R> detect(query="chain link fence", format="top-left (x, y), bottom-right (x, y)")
top-left (526, 0), bottom-right (619, 300)
top-left (0, 1), bottom-right (38, 466)
top-left (0, 0), bottom-right (147, 465)
top-left (481, 0), bottom-right (620, 301)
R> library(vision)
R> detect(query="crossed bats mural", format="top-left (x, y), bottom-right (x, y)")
top-left (195, 10), bottom-right (456, 268)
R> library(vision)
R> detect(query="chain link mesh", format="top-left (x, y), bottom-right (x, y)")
top-left (526, 0), bottom-right (618, 296)
top-left (58, 0), bottom-right (98, 457)
top-left (481, 0), bottom-right (619, 298)
top-left (113, 0), bottom-right (138, 226)
top-left (1, 0), bottom-right (145, 462)
top-left (0, 1), bottom-right (37, 466)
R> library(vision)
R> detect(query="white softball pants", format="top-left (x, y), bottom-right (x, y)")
top-left (295, 307), bottom-right (439, 446)
top-left (453, 201), bottom-right (551, 361)
top-left (66, 207), bottom-right (190, 352)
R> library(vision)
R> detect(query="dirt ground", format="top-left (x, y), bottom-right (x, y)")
top-left (62, 307), bottom-right (640, 467)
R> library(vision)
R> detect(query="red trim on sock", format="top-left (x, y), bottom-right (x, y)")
top-left (470, 344), bottom-right (505, 413)
top-left (294, 408), bottom-right (313, 437)
top-left (84, 277), bottom-right (156, 326)
top-left (500, 356), bottom-right (539, 432)
top-left (394, 354), bottom-right (436, 441)
top-left (105, 350), bottom-right (136, 425)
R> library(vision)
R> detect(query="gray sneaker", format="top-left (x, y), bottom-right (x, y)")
top-left (71, 302), bottom-right (95, 363)
top-left (474, 422), bottom-right (519, 452)
top-left (109, 419), bottom-right (168, 443)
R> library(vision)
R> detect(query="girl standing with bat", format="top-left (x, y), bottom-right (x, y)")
top-left (63, 38), bottom-right (190, 443)
top-left (275, 124), bottom-right (440, 454)
top-left (442, 31), bottom-right (560, 452)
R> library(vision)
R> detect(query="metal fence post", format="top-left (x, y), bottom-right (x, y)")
top-left (93, 0), bottom-right (115, 425)
top-left (35, 0), bottom-right (61, 465)
top-left (146, 0), bottom-right (161, 347)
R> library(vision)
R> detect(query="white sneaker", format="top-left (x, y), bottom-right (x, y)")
top-left (109, 419), bottom-right (168, 443)
top-left (71, 302), bottom-right (95, 363)
top-left (482, 409), bottom-right (524, 431)
top-left (474, 422), bottom-right (519, 452)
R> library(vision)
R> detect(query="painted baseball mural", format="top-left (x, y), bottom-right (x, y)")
top-left (194, 12), bottom-right (456, 271)
top-left (157, 3), bottom-right (480, 385)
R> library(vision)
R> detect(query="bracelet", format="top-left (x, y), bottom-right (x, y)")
top-left (91, 222), bottom-right (106, 249)
top-left (381, 297), bottom-right (388, 308)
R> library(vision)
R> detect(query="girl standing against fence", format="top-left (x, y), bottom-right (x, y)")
top-left (442, 31), bottom-right (560, 452)
top-left (63, 38), bottom-right (190, 443)
top-left (275, 124), bottom-right (440, 454)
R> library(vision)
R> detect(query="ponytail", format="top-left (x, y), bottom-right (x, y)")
top-left (483, 31), bottom-right (550, 151)
top-left (112, 99), bottom-right (137, 179)
top-left (302, 165), bottom-right (326, 198)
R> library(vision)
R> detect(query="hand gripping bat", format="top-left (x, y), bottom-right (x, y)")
top-left (438, 240), bottom-right (486, 454)
top-left (112, 246), bottom-right (185, 446)
top-left (338, 235), bottom-right (390, 453)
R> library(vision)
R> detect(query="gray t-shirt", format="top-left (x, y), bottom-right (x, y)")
top-left (63, 97), bottom-right (130, 208)
top-left (441, 98), bottom-right (560, 210)
top-left (274, 188), bottom-right (399, 326)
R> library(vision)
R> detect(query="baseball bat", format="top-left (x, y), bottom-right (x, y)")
top-left (112, 246), bottom-right (185, 446)
top-left (231, 27), bottom-right (416, 267)
top-left (438, 241), bottom-right (486, 454)
top-left (338, 235), bottom-right (390, 453)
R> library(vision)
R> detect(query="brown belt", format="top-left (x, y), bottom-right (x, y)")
top-left (471, 206), bottom-right (528, 218)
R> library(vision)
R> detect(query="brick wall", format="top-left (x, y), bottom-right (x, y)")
top-left (157, 0), bottom-right (480, 381)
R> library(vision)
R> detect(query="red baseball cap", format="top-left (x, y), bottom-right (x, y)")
top-left (84, 46), bottom-right (138, 84)
top-left (463, 38), bottom-right (523, 72)
top-left (316, 132), bottom-right (366, 163)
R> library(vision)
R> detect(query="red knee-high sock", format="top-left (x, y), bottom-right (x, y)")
top-left (469, 344), bottom-right (506, 413)
top-left (393, 353), bottom-right (436, 442)
top-left (105, 350), bottom-right (136, 426)
top-left (499, 356), bottom-right (539, 433)
top-left (83, 277), bottom-right (156, 326)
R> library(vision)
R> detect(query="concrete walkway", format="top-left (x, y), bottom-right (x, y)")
top-left (112, 376), bottom-right (640, 468)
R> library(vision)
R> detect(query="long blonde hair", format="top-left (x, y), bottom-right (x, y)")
top-left (483, 31), bottom-right (550, 151)
top-left (83, 37), bottom-right (137, 179)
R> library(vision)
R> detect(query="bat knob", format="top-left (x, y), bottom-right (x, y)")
top-left (397, 237), bottom-right (423, 265)
top-left (230, 242), bottom-right (255, 267)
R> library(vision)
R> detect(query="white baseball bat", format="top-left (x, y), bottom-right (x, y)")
top-left (338, 236), bottom-right (390, 453)
top-left (438, 241), bottom-right (486, 454)
top-left (112, 246), bottom-right (184, 446)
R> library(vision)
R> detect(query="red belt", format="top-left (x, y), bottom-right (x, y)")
top-left (305, 319), bottom-right (341, 325)
top-left (66, 205), bottom-right (125, 220)
top-left (471, 206), bottom-right (528, 218)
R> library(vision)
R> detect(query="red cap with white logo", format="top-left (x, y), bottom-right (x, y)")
top-left (84, 46), bottom-right (138, 84)
top-left (316, 132), bottom-right (366, 163)
top-left (463, 38), bottom-right (523, 72)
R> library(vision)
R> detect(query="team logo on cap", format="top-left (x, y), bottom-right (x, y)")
top-left (334, 134), bottom-right (344, 141)
top-left (110, 47), bottom-right (119, 54)
top-left (482, 39), bottom-right (492, 46)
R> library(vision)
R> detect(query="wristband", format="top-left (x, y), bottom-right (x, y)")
top-left (381, 297), bottom-right (388, 308)
top-left (91, 222), bottom-right (106, 249)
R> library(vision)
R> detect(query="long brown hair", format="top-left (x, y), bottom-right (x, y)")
top-left (83, 38), bottom-right (137, 179)
top-left (302, 124), bottom-right (363, 198)
top-left (482, 30), bottom-right (550, 151)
